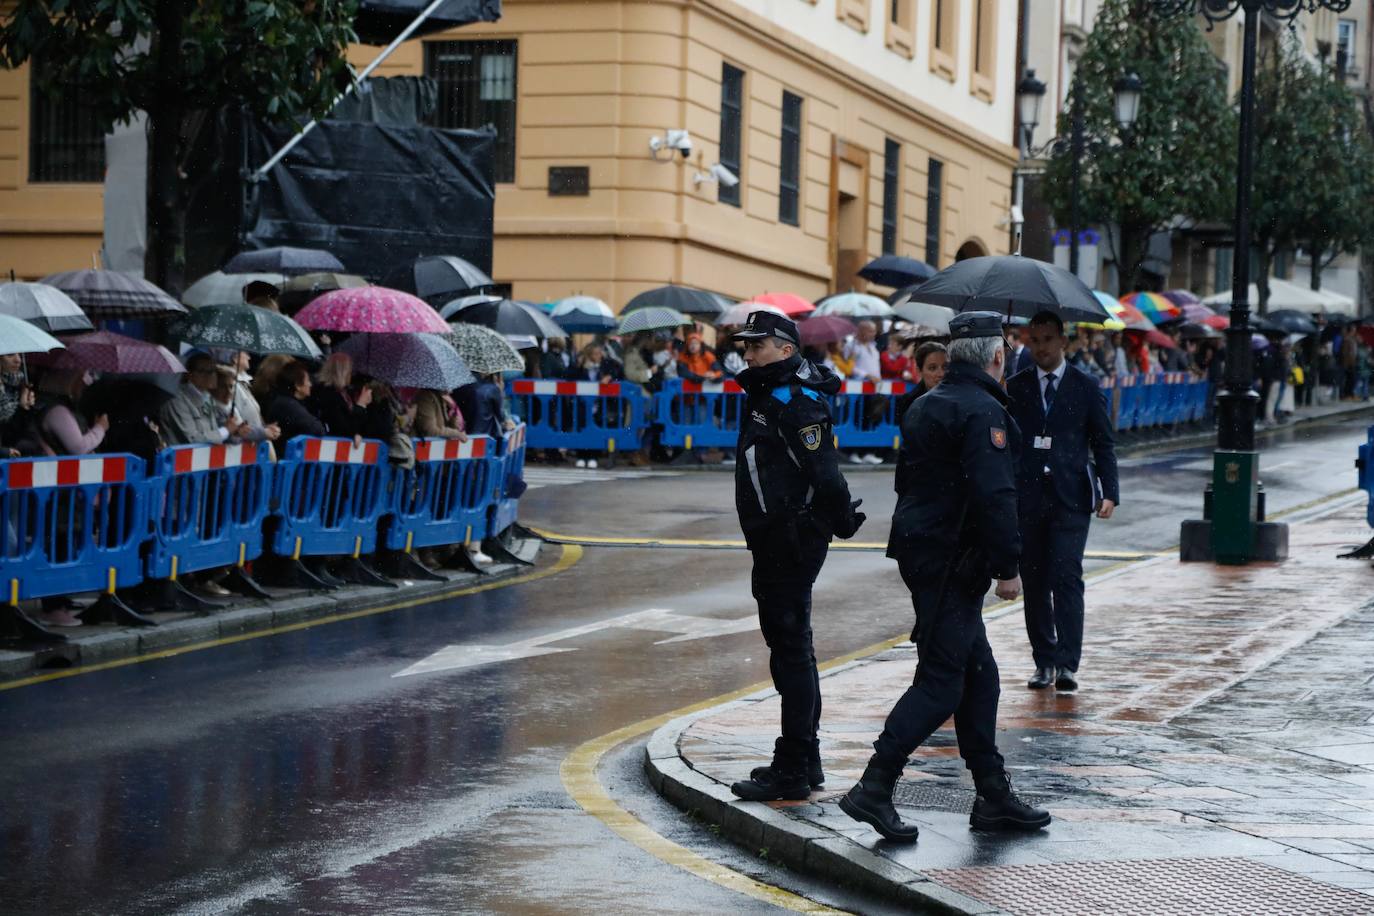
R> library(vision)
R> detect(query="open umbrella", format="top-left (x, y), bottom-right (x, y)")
top-left (623, 285), bottom-right (732, 317)
top-left (383, 255), bottom-right (494, 305)
top-left (814, 292), bottom-right (894, 319)
top-left (550, 295), bottom-right (617, 333)
top-left (182, 271), bottom-right (286, 309)
top-left (1181, 302), bottom-right (1228, 329)
top-left (438, 293), bottom-right (504, 320)
top-left (41, 269), bottom-right (186, 318)
top-left (798, 315), bottom-right (856, 346)
top-left (1178, 322), bottom-right (1222, 341)
top-left (1163, 289), bottom-right (1201, 307)
top-left (339, 333), bottom-right (475, 389)
top-left (278, 272), bottom-right (368, 313)
top-left (748, 292), bottom-right (815, 317)
top-left (858, 254), bottom-right (936, 289)
top-left (0, 313), bottom-right (66, 353)
top-left (169, 304), bottom-right (322, 358)
top-left (1265, 309), bottom-right (1319, 335)
top-left (224, 246), bottom-right (345, 277)
top-left (892, 300), bottom-right (956, 333)
top-left (1120, 291), bottom-right (1182, 325)
top-left (1124, 327), bottom-right (1176, 350)
top-left (42, 331), bottom-right (183, 374)
top-left (617, 306), bottom-right (691, 335)
top-left (443, 322), bottom-right (525, 375)
top-left (295, 287), bottom-right (449, 334)
top-left (0, 282), bottom-right (93, 333)
top-left (901, 256), bottom-right (1109, 324)
top-left (447, 298), bottom-right (567, 339)
top-left (716, 301), bottom-right (785, 327)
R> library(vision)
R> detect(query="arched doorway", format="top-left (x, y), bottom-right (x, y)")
top-left (955, 239), bottom-right (987, 261)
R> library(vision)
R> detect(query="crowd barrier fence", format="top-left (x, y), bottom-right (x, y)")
top-left (507, 380), bottom-right (647, 456)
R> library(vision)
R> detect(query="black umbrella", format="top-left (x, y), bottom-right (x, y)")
top-left (857, 254), bottom-right (936, 289)
top-left (447, 298), bottom-right (567, 339)
top-left (1265, 309), bottom-right (1319, 335)
top-left (353, 0), bottom-right (500, 44)
top-left (224, 246), bottom-right (346, 277)
top-left (1177, 322), bottom-right (1222, 341)
top-left (383, 255), bottom-right (495, 305)
top-left (898, 256), bottom-right (1110, 325)
top-left (623, 285), bottom-right (732, 317)
top-left (40, 269), bottom-right (187, 318)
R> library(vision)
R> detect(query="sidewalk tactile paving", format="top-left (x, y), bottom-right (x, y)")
top-left (927, 856), bottom-right (1374, 915)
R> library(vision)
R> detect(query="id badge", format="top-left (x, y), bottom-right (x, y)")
top-left (1033, 436), bottom-right (1053, 451)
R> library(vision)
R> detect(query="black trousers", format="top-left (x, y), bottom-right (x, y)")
top-left (749, 529), bottom-right (829, 770)
top-left (1019, 489), bottom-right (1091, 672)
top-left (871, 553), bottom-right (1004, 778)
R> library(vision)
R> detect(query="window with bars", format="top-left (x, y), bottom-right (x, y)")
top-left (925, 158), bottom-right (943, 267)
top-left (779, 92), bottom-right (802, 226)
top-left (28, 55), bottom-right (105, 183)
top-left (882, 139), bottom-right (900, 255)
top-left (719, 64), bottom-right (744, 207)
top-left (425, 40), bottom-right (518, 183)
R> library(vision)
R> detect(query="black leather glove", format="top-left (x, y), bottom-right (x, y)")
top-left (831, 499), bottom-right (866, 539)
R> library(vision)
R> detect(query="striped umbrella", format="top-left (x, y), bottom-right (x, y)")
top-left (0, 282), bottom-right (93, 333)
top-left (617, 306), bottom-right (692, 335)
top-left (41, 269), bottom-right (186, 318)
top-left (1120, 291), bottom-right (1181, 324)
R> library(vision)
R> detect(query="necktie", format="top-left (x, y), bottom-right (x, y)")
top-left (1043, 373), bottom-right (1057, 412)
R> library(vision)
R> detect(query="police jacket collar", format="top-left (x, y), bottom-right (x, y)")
top-left (735, 354), bottom-right (841, 398)
top-left (943, 361), bottom-right (1009, 405)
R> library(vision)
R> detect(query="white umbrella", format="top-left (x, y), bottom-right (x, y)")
top-left (182, 271), bottom-right (286, 308)
top-left (814, 292), bottom-right (894, 319)
top-left (717, 301), bottom-right (786, 327)
top-left (892, 300), bottom-right (956, 333)
top-left (0, 313), bottom-right (65, 354)
top-left (1203, 277), bottom-right (1355, 314)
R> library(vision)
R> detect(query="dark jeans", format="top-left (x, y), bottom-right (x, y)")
top-left (871, 553), bottom-right (1004, 778)
top-left (1019, 490), bottom-right (1091, 672)
top-left (749, 527), bottom-right (829, 770)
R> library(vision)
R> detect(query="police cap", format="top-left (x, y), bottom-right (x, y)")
top-left (947, 310), bottom-right (1005, 340)
top-left (733, 310), bottom-right (799, 346)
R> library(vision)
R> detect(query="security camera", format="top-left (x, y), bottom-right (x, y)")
top-left (693, 162), bottom-right (739, 188)
top-left (649, 129), bottom-right (693, 160)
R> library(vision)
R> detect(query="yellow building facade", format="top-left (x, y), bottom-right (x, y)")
top-left (1, 0), bottom-right (1018, 305)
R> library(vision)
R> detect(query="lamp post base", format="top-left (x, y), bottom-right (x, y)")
top-left (1179, 518), bottom-right (1288, 563)
top-left (1178, 449), bottom-right (1289, 564)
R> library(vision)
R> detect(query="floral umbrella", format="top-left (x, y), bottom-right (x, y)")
top-left (182, 271), bottom-right (286, 308)
top-left (0, 282), bottom-right (93, 333)
top-left (1120, 291), bottom-right (1182, 325)
top-left (339, 333), bottom-right (475, 389)
top-left (41, 269), bottom-right (185, 318)
top-left (748, 292), bottom-right (815, 317)
top-left (442, 322), bottom-right (525, 376)
top-left (294, 287), bottom-right (449, 334)
top-left (169, 304), bottom-right (322, 358)
top-left (41, 331), bottom-right (184, 374)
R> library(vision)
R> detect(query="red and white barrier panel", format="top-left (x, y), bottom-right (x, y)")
top-left (840, 381), bottom-right (908, 395)
top-left (680, 380), bottom-right (743, 394)
top-left (301, 438), bottom-right (381, 465)
top-left (7, 456), bottom-right (129, 489)
top-left (511, 380), bottom-right (622, 397)
top-left (171, 443), bottom-right (258, 474)
top-left (414, 438), bottom-right (487, 462)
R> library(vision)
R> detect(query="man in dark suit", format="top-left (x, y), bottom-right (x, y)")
top-left (1007, 311), bottom-right (1119, 692)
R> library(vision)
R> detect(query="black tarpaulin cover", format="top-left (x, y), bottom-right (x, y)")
top-left (354, 0), bottom-right (502, 45)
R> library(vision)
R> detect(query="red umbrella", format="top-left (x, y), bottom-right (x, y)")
top-left (40, 331), bottom-right (185, 374)
top-left (1125, 328), bottom-right (1176, 349)
top-left (294, 286), bottom-right (448, 334)
top-left (748, 292), bottom-right (816, 317)
top-left (798, 315), bottom-right (856, 346)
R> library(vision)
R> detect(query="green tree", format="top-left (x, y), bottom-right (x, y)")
top-left (1045, 0), bottom-right (1234, 293)
top-left (1, 1), bottom-right (360, 294)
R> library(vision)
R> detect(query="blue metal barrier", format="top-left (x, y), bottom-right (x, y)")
top-left (1359, 425), bottom-right (1374, 529)
top-left (1115, 374), bottom-right (1139, 431)
top-left (146, 443), bottom-right (273, 583)
top-left (0, 454), bottom-right (147, 607)
top-left (832, 381), bottom-right (908, 450)
top-left (488, 423), bottom-right (528, 537)
top-left (272, 437), bottom-right (390, 560)
top-left (385, 436), bottom-right (495, 553)
top-left (508, 379), bottom-right (647, 454)
top-left (657, 379), bottom-right (744, 449)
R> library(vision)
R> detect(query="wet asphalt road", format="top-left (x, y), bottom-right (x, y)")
top-left (1, 411), bottom-right (1369, 915)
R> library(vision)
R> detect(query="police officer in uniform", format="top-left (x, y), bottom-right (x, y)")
top-left (840, 311), bottom-right (1050, 841)
top-left (728, 310), bottom-right (866, 801)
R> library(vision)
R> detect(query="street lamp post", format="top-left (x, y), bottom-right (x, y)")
top-left (1153, 0), bottom-right (1351, 564)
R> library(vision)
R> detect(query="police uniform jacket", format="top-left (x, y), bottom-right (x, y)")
top-left (734, 354), bottom-right (854, 543)
top-left (886, 361), bottom-right (1021, 581)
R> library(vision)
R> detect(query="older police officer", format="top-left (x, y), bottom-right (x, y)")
top-left (728, 310), bottom-right (866, 802)
top-left (840, 311), bottom-right (1050, 842)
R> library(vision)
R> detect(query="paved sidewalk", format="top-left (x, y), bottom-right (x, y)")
top-left (647, 499), bottom-right (1374, 914)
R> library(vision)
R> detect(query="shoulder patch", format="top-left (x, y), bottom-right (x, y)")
top-left (990, 427), bottom-right (1007, 449)
top-left (799, 423), bottom-right (825, 451)
top-left (770, 386), bottom-right (793, 404)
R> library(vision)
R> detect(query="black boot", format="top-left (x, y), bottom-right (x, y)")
top-left (731, 765), bottom-right (810, 801)
top-left (970, 772), bottom-right (1051, 831)
top-left (752, 740), bottom-right (824, 789)
top-left (839, 761), bottom-right (919, 843)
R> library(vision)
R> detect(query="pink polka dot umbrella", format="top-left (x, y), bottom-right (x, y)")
top-left (293, 286), bottom-right (448, 334)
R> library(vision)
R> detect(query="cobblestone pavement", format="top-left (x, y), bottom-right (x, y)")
top-left (671, 500), bottom-right (1374, 914)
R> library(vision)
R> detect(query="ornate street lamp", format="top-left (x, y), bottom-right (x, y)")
top-left (1014, 68), bottom-right (1143, 274)
top-left (1151, 0), bottom-right (1352, 565)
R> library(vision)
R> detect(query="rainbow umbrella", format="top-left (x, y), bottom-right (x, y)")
top-left (1181, 302), bottom-right (1228, 329)
top-left (1097, 292), bottom-right (1155, 331)
top-left (1075, 291), bottom-right (1128, 331)
top-left (1120, 291), bottom-right (1181, 324)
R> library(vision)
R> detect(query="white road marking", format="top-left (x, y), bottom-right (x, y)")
top-left (521, 467), bottom-right (681, 490)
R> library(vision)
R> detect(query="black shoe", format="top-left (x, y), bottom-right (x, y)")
top-left (1055, 668), bottom-right (1078, 691)
top-left (751, 759), bottom-right (824, 791)
top-left (731, 766), bottom-right (810, 801)
top-left (1027, 667), bottom-right (1054, 689)
top-left (839, 762), bottom-right (919, 843)
top-left (970, 772), bottom-right (1051, 832)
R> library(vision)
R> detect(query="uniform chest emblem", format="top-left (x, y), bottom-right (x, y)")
top-left (799, 424), bottom-right (824, 451)
top-left (751, 410), bottom-right (769, 427)
top-left (990, 427), bottom-right (1007, 449)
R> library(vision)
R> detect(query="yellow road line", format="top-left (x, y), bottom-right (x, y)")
top-left (0, 545), bottom-right (583, 692)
